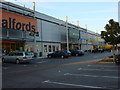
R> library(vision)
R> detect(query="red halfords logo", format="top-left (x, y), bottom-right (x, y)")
top-left (2, 17), bottom-right (36, 32)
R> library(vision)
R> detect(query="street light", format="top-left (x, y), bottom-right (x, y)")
top-left (32, 2), bottom-right (35, 12)
top-left (96, 30), bottom-right (99, 49)
top-left (85, 24), bottom-right (88, 52)
top-left (76, 20), bottom-right (81, 50)
top-left (66, 16), bottom-right (69, 51)
top-left (32, 2), bottom-right (36, 53)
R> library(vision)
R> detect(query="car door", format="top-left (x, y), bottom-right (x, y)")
top-left (54, 51), bottom-right (59, 58)
top-left (5, 52), bottom-right (15, 62)
top-left (12, 52), bottom-right (19, 62)
top-left (57, 51), bottom-right (64, 58)
top-left (3, 54), bottom-right (9, 62)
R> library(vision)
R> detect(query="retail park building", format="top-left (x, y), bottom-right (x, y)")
top-left (0, 1), bottom-right (104, 57)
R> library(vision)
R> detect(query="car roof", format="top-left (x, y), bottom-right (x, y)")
top-left (10, 52), bottom-right (33, 53)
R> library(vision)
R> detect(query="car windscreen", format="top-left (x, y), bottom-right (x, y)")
top-left (67, 51), bottom-right (71, 53)
top-left (9, 52), bottom-right (16, 56)
top-left (16, 53), bottom-right (23, 56)
top-left (8, 52), bottom-right (23, 56)
top-left (54, 51), bottom-right (59, 53)
top-left (25, 52), bottom-right (34, 56)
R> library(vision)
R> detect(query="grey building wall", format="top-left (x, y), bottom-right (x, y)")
top-left (41, 21), bottom-right (61, 42)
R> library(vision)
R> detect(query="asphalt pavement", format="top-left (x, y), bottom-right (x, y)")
top-left (1, 51), bottom-right (120, 90)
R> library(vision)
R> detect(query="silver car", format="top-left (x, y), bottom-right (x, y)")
top-left (2, 52), bottom-right (35, 64)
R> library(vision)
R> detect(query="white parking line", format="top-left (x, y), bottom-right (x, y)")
top-left (64, 73), bottom-right (119, 79)
top-left (42, 80), bottom-right (111, 89)
top-left (78, 68), bottom-right (118, 72)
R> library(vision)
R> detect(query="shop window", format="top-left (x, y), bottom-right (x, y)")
top-left (49, 45), bottom-right (52, 52)
top-left (44, 45), bottom-right (47, 52)
top-left (53, 45), bottom-right (55, 52)
top-left (56, 46), bottom-right (59, 51)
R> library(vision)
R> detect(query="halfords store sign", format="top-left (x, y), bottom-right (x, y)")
top-left (0, 10), bottom-right (37, 32)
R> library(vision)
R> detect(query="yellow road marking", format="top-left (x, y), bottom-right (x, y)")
top-left (60, 59), bottom-right (102, 66)
top-left (98, 62), bottom-right (115, 64)
top-left (37, 61), bottom-right (46, 63)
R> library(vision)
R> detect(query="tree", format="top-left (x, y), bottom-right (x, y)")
top-left (101, 19), bottom-right (120, 50)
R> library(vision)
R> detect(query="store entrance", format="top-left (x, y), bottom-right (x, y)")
top-left (1, 40), bottom-right (25, 54)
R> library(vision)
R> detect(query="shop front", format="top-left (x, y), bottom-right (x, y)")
top-left (43, 43), bottom-right (61, 57)
top-left (1, 40), bottom-right (25, 54)
top-left (1, 10), bottom-right (38, 54)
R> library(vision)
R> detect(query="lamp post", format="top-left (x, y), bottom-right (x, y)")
top-left (76, 20), bottom-right (80, 50)
top-left (96, 30), bottom-right (99, 49)
top-left (32, 2), bottom-right (36, 53)
top-left (85, 24), bottom-right (88, 52)
top-left (66, 16), bottom-right (69, 51)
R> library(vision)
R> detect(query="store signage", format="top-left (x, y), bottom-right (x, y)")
top-left (0, 10), bottom-right (37, 32)
top-left (2, 18), bottom-right (35, 31)
top-left (80, 32), bottom-right (88, 40)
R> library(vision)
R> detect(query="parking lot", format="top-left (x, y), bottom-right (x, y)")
top-left (2, 52), bottom-right (120, 89)
top-left (40, 62), bottom-right (119, 89)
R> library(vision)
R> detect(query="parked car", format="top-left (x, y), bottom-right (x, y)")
top-left (2, 52), bottom-right (35, 64)
top-left (115, 54), bottom-right (120, 65)
top-left (62, 50), bottom-right (71, 56)
top-left (98, 49), bottom-right (104, 53)
top-left (92, 48), bottom-right (104, 53)
top-left (70, 49), bottom-right (84, 56)
top-left (47, 51), bottom-right (69, 59)
top-left (0, 53), bottom-right (5, 62)
top-left (0, 53), bottom-right (5, 58)
top-left (78, 50), bottom-right (84, 55)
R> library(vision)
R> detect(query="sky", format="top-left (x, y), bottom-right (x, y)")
top-left (5, 0), bottom-right (118, 34)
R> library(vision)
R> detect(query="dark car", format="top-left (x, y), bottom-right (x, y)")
top-left (78, 50), bottom-right (84, 55)
top-left (47, 51), bottom-right (69, 59)
top-left (98, 49), bottom-right (104, 53)
top-left (70, 49), bottom-right (84, 56)
top-left (115, 54), bottom-right (120, 65)
top-left (62, 50), bottom-right (71, 56)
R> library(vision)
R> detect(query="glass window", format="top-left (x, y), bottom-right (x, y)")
top-left (49, 45), bottom-right (52, 52)
top-left (9, 52), bottom-right (16, 56)
top-left (25, 52), bottom-right (34, 55)
top-left (52, 46), bottom-right (55, 52)
top-left (9, 53), bottom-right (14, 56)
top-left (44, 45), bottom-right (47, 52)
top-left (59, 51), bottom-right (64, 54)
top-left (56, 46), bottom-right (59, 51)
top-left (17, 53), bottom-right (23, 56)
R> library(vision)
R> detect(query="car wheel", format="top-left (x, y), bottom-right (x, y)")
top-left (2, 58), bottom-right (5, 63)
top-left (16, 59), bottom-right (20, 64)
top-left (61, 56), bottom-right (64, 59)
top-left (76, 54), bottom-right (78, 56)
top-left (115, 59), bottom-right (119, 65)
top-left (48, 55), bottom-right (51, 58)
